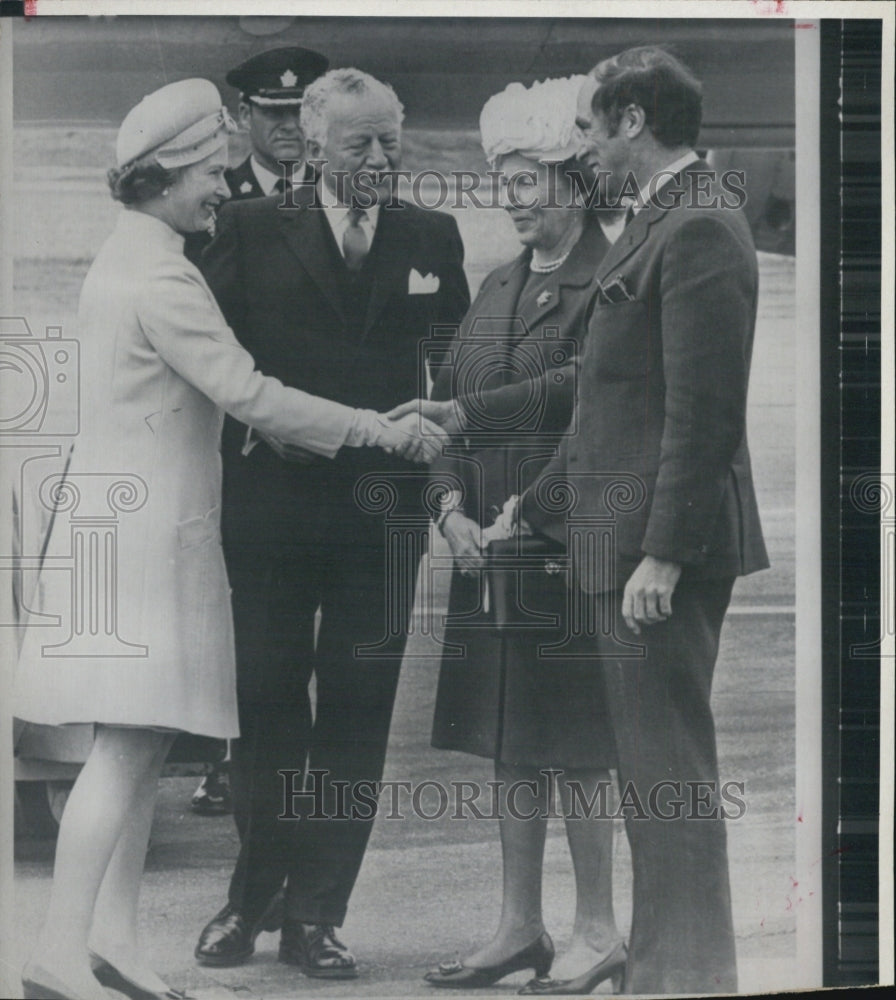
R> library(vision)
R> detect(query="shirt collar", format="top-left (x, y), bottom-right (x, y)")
top-left (630, 150), bottom-right (700, 214)
top-left (317, 178), bottom-right (381, 230)
top-left (250, 155), bottom-right (305, 196)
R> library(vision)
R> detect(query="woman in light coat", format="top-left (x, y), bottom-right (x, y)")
top-left (14, 79), bottom-right (439, 1000)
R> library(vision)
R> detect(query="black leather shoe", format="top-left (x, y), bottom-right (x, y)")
top-left (194, 905), bottom-right (259, 967)
top-left (90, 955), bottom-right (194, 1000)
top-left (279, 920), bottom-right (358, 979)
top-left (424, 932), bottom-right (554, 989)
top-left (190, 766), bottom-right (232, 815)
top-left (517, 941), bottom-right (627, 995)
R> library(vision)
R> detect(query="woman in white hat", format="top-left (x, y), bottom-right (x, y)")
top-left (16, 78), bottom-right (440, 1000)
top-left (419, 77), bottom-right (627, 994)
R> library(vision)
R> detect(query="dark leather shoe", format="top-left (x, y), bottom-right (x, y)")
top-left (90, 955), bottom-right (194, 1000)
top-left (190, 766), bottom-right (232, 815)
top-left (194, 905), bottom-right (260, 967)
top-left (279, 920), bottom-right (358, 979)
top-left (518, 941), bottom-right (627, 995)
top-left (424, 932), bottom-right (554, 989)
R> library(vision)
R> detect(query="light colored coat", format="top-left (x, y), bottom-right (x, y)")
top-left (15, 209), bottom-right (356, 737)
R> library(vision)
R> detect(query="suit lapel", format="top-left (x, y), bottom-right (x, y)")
top-left (486, 254), bottom-right (531, 338)
top-left (276, 198), bottom-right (348, 323)
top-left (361, 205), bottom-right (418, 337)
top-left (595, 203), bottom-right (657, 283)
top-left (520, 216), bottom-right (610, 334)
top-left (596, 159), bottom-right (710, 283)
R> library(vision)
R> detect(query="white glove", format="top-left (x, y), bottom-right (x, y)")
top-left (345, 409), bottom-right (448, 464)
top-left (480, 495), bottom-right (534, 546)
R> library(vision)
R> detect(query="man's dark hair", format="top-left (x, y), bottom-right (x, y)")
top-left (591, 46), bottom-right (702, 148)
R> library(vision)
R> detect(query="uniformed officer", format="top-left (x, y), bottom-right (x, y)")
top-left (225, 45), bottom-right (329, 197)
top-left (184, 45), bottom-right (328, 266)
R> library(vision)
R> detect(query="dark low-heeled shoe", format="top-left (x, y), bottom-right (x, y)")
top-left (424, 932), bottom-right (554, 989)
top-left (517, 940), bottom-right (627, 995)
top-left (279, 921), bottom-right (358, 979)
top-left (89, 954), bottom-right (194, 1000)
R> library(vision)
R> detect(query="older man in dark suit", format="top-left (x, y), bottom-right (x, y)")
top-left (508, 48), bottom-right (769, 995)
top-left (194, 67), bottom-right (469, 976)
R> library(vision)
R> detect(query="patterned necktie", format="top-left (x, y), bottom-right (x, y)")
top-left (273, 177), bottom-right (289, 195)
top-left (343, 208), bottom-right (369, 272)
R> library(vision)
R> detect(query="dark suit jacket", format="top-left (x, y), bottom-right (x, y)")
top-left (200, 185), bottom-right (470, 560)
top-left (429, 215), bottom-right (610, 523)
top-left (184, 158), bottom-right (316, 264)
top-left (519, 161), bottom-right (769, 591)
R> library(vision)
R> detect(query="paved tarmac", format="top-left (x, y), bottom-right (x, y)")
top-left (13, 602), bottom-right (798, 999)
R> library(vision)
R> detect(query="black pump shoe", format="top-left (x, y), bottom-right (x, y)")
top-left (89, 954), bottom-right (193, 1000)
top-left (517, 941), bottom-right (627, 995)
top-left (424, 932), bottom-right (555, 989)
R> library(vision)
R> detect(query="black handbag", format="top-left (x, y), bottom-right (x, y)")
top-left (485, 533), bottom-right (568, 629)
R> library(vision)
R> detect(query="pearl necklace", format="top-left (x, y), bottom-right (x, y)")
top-left (529, 249), bottom-right (572, 273)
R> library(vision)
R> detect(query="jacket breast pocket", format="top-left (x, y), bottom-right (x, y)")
top-left (585, 301), bottom-right (651, 380)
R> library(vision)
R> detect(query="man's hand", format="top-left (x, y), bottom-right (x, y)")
top-left (621, 555), bottom-right (683, 635)
top-left (374, 413), bottom-right (448, 464)
top-left (257, 431), bottom-right (317, 464)
top-left (386, 398), bottom-right (463, 437)
top-left (442, 511), bottom-right (485, 576)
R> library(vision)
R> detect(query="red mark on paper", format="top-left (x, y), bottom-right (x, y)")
top-left (25, 0), bottom-right (39, 16)
top-left (750, 0), bottom-right (788, 14)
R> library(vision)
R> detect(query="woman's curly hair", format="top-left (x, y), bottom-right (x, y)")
top-left (107, 155), bottom-right (183, 205)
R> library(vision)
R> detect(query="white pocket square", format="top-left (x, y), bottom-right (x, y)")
top-left (408, 268), bottom-right (440, 294)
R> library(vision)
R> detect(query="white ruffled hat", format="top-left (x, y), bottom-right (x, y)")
top-left (480, 75), bottom-right (589, 166)
top-left (116, 78), bottom-right (237, 169)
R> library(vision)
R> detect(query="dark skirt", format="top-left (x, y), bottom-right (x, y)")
top-left (431, 568), bottom-right (616, 769)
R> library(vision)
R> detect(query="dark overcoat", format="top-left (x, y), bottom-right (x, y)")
top-left (429, 217), bottom-right (616, 767)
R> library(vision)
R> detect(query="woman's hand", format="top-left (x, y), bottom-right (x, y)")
top-left (386, 398), bottom-right (463, 437)
top-left (374, 413), bottom-right (448, 464)
top-left (442, 511), bottom-right (485, 576)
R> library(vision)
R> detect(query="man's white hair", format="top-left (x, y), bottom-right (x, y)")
top-left (300, 67), bottom-right (405, 148)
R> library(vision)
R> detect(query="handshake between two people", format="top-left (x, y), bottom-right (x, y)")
top-left (258, 397), bottom-right (463, 466)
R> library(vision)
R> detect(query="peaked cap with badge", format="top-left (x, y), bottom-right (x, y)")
top-left (226, 46), bottom-right (329, 106)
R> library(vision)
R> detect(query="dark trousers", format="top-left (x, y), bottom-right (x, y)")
top-left (597, 577), bottom-right (737, 994)
top-left (225, 535), bottom-right (414, 927)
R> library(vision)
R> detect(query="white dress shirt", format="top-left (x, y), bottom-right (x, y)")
top-left (631, 150), bottom-right (700, 214)
top-left (250, 155), bottom-right (307, 195)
